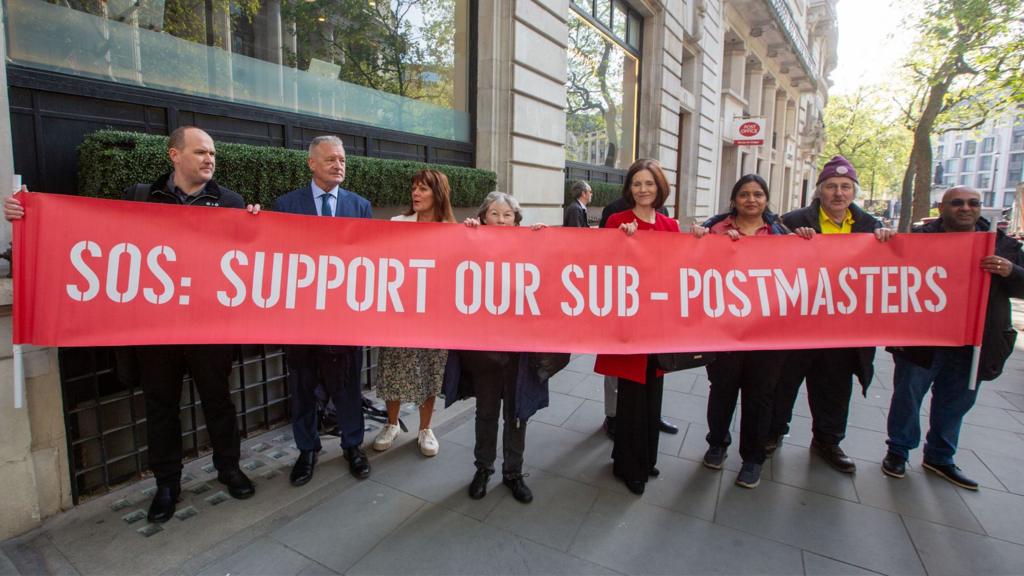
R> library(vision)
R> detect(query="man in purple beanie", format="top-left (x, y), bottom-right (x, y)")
top-left (764, 155), bottom-right (892, 473)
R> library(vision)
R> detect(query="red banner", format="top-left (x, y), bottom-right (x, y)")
top-left (13, 192), bottom-right (994, 353)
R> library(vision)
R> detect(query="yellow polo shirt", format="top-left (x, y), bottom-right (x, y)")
top-left (819, 206), bottom-right (854, 234)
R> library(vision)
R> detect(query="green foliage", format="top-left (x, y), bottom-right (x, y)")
top-left (563, 180), bottom-right (622, 207)
top-left (76, 130), bottom-right (495, 207)
top-left (822, 87), bottom-right (913, 200)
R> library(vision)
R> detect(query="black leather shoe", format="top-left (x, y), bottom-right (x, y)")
top-left (146, 484), bottom-right (181, 524)
top-left (923, 461), bottom-right (978, 490)
top-left (290, 450), bottom-right (318, 487)
top-left (469, 468), bottom-right (492, 500)
top-left (649, 466), bottom-right (660, 478)
top-left (502, 473), bottom-right (534, 503)
top-left (659, 418), bottom-right (679, 435)
top-left (811, 440), bottom-right (856, 474)
top-left (881, 453), bottom-right (906, 479)
top-left (604, 416), bottom-right (615, 440)
top-left (344, 447), bottom-right (371, 479)
top-left (765, 434), bottom-right (784, 457)
top-left (218, 468), bottom-right (256, 499)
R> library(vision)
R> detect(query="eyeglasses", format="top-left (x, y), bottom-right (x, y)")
top-left (948, 198), bottom-right (981, 207)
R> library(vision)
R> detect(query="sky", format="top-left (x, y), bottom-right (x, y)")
top-left (829, 0), bottom-right (916, 95)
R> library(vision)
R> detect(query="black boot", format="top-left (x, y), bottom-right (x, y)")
top-left (502, 472), bottom-right (533, 503)
top-left (468, 468), bottom-right (492, 500)
top-left (147, 483), bottom-right (181, 523)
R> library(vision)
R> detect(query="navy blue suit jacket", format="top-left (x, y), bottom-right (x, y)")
top-left (272, 183), bottom-right (372, 219)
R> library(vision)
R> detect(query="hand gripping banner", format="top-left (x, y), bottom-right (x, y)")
top-left (12, 192), bottom-right (994, 353)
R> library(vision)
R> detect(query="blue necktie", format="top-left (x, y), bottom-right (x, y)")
top-left (320, 193), bottom-right (332, 217)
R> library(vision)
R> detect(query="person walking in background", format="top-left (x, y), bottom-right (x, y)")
top-left (564, 180), bottom-right (592, 227)
top-left (691, 174), bottom-right (795, 488)
top-left (372, 170), bottom-right (457, 457)
top-left (595, 158), bottom-right (680, 495)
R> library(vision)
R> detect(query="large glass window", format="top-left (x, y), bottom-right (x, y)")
top-left (1007, 152), bottom-right (1024, 187)
top-left (4, 0), bottom-right (472, 142)
top-left (980, 154), bottom-right (993, 171)
top-left (565, 3), bottom-right (640, 170)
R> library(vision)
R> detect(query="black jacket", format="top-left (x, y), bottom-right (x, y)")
top-left (563, 201), bottom-right (589, 227)
top-left (781, 198), bottom-right (882, 234)
top-left (782, 199), bottom-right (884, 393)
top-left (889, 218), bottom-right (1024, 381)
top-left (132, 172), bottom-right (246, 209)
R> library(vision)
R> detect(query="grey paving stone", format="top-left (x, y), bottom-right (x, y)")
top-left (0, 548), bottom-right (18, 576)
top-left (437, 412), bottom-right (475, 449)
top-left (197, 537), bottom-right (332, 576)
top-left (617, 453), bottom-right (721, 521)
top-left (904, 516), bottom-right (1024, 576)
top-left (569, 491), bottom-right (804, 575)
top-left (529, 391), bottom-right (585, 427)
top-left (663, 369), bottom-right (699, 394)
top-left (1, 535), bottom-right (79, 576)
top-left (521, 420), bottom-right (615, 482)
top-left (560, 398), bottom-right (609, 435)
top-left (957, 422), bottom-right (1024, 460)
top-left (566, 374), bottom-right (605, 402)
top-left (961, 403), bottom-right (1024, 433)
top-left (546, 368), bottom-right (589, 394)
top-left (960, 487), bottom-right (1024, 547)
top-left (769, 447), bottom-right (858, 502)
top-left (659, 389), bottom-right (709, 425)
top-left (482, 469), bottom-right (598, 551)
top-left (973, 387), bottom-right (1021, 410)
top-left (347, 505), bottom-right (616, 575)
top-left (677, 421), bottom-right (743, 472)
top-left (369, 439), bottom-right (503, 520)
top-left (656, 416), bottom-right (687, 457)
top-left (801, 551), bottom-right (879, 576)
top-left (852, 464), bottom-right (985, 533)
top-left (564, 354), bottom-right (596, 375)
top-left (996, 390), bottom-right (1024, 412)
top-left (943, 448), bottom-right (1009, 491)
top-left (714, 475), bottom-right (925, 575)
top-left (974, 449), bottom-right (1024, 495)
top-left (270, 480), bottom-right (424, 573)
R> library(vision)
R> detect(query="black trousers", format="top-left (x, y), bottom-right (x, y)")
top-left (705, 351), bottom-right (786, 464)
top-left (770, 348), bottom-right (858, 445)
top-left (465, 354), bottom-right (526, 475)
top-left (287, 346), bottom-right (365, 452)
top-left (612, 360), bottom-right (664, 485)
top-left (137, 345), bottom-right (240, 486)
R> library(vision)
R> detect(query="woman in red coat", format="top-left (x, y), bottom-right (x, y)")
top-left (596, 158), bottom-right (680, 495)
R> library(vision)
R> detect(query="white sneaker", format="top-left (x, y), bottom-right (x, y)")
top-left (418, 429), bottom-right (439, 456)
top-left (373, 424), bottom-right (401, 451)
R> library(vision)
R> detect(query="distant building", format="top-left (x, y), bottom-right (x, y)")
top-left (933, 108), bottom-right (1024, 209)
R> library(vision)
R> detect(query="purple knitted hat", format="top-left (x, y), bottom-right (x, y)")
top-left (817, 155), bottom-right (859, 185)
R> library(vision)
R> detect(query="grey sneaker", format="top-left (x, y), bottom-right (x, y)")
top-left (735, 462), bottom-right (762, 489)
top-left (703, 445), bottom-right (727, 470)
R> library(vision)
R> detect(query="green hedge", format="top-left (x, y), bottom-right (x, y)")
top-left (563, 179), bottom-right (622, 207)
top-left (77, 130), bottom-right (497, 207)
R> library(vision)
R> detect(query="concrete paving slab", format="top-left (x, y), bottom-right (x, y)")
top-left (196, 538), bottom-right (334, 576)
top-left (529, 391), bottom-right (585, 427)
top-left (715, 476), bottom-right (926, 575)
top-left (369, 439), bottom-right (502, 521)
top-left (663, 369), bottom-right (699, 394)
top-left (851, 464), bottom-right (985, 534)
top-left (481, 468), bottom-right (599, 551)
top-left (566, 374), bottom-right (605, 402)
top-left (569, 491), bottom-right (804, 575)
top-left (947, 448), bottom-right (1010, 491)
top-left (546, 368), bottom-right (588, 395)
top-left (659, 389), bottom-right (710, 424)
top-left (769, 447), bottom-right (859, 502)
top-left (974, 448), bottom-right (1024, 495)
top-left (346, 505), bottom-right (617, 575)
top-left (560, 398), bottom-right (608, 435)
top-left (801, 551), bottom-right (879, 576)
top-left (960, 487), bottom-right (1024, 547)
top-left (961, 403), bottom-right (1024, 433)
top-left (270, 480), bottom-right (425, 573)
top-left (520, 420), bottom-right (613, 482)
top-left (904, 516), bottom-right (1024, 576)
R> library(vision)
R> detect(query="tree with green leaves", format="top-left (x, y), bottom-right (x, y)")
top-left (895, 0), bottom-right (1024, 230)
top-left (822, 86), bottom-right (912, 201)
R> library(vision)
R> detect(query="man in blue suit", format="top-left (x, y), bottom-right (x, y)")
top-left (273, 135), bottom-right (373, 484)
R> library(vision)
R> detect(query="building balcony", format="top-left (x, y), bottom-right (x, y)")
top-left (734, 0), bottom-right (822, 90)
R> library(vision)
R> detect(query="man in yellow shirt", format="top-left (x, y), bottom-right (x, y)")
top-left (768, 156), bottom-right (893, 473)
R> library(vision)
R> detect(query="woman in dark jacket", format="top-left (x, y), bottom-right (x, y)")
top-left (454, 192), bottom-right (550, 503)
top-left (691, 174), bottom-right (794, 488)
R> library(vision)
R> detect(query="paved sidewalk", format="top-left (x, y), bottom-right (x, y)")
top-left (3, 304), bottom-right (1024, 575)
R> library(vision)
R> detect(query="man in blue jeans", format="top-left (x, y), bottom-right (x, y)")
top-left (883, 185), bottom-right (1024, 489)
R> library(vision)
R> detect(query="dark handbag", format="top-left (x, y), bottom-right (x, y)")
top-left (654, 351), bottom-right (717, 372)
top-left (528, 352), bottom-right (572, 381)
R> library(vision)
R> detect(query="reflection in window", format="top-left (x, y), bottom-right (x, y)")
top-left (4, 0), bottom-right (471, 141)
top-left (566, 11), bottom-right (638, 169)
